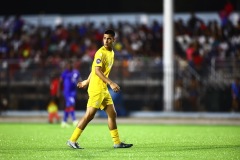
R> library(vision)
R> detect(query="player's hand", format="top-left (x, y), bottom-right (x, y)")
top-left (77, 80), bottom-right (88, 89)
top-left (109, 82), bottom-right (120, 92)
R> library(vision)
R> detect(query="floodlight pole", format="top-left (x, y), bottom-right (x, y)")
top-left (163, 0), bottom-right (174, 112)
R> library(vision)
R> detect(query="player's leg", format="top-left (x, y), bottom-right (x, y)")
top-left (104, 104), bottom-right (117, 130)
top-left (103, 93), bottom-right (120, 144)
top-left (69, 106), bottom-right (78, 126)
top-left (77, 107), bottom-right (98, 129)
top-left (67, 92), bottom-right (105, 149)
top-left (68, 96), bottom-right (78, 126)
top-left (75, 92), bottom-right (103, 130)
top-left (104, 104), bottom-right (119, 141)
top-left (103, 91), bottom-right (133, 148)
top-left (104, 104), bottom-right (133, 148)
top-left (61, 96), bottom-right (70, 128)
top-left (67, 107), bottom-right (97, 149)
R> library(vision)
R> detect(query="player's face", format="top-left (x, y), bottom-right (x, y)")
top-left (103, 34), bottom-right (114, 50)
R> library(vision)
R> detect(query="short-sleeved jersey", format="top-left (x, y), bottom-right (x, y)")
top-left (88, 46), bottom-right (114, 93)
top-left (61, 69), bottom-right (80, 97)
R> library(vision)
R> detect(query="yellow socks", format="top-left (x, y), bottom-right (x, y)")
top-left (110, 129), bottom-right (121, 145)
top-left (70, 127), bottom-right (83, 142)
top-left (70, 128), bottom-right (120, 144)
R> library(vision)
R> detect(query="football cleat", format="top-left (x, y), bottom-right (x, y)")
top-left (113, 142), bottom-right (133, 148)
top-left (66, 140), bottom-right (83, 149)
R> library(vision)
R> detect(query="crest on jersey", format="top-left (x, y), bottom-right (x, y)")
top-left (96, 59), bottom-right (101, 64)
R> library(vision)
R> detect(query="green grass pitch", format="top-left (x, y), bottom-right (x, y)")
top-left (0, 123), bottom-right (239, 160)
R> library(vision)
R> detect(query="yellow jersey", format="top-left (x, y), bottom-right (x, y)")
top-left (47, 101), bottom-right (58, 113)
top-left (88, 46), bottom-right (114, 93)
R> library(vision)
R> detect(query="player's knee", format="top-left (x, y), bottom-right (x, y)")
top-left (84, 114), bottom-right (95, 122)
top-left (109, 111), bottom-right (117, 119)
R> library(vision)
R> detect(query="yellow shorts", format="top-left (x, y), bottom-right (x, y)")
top-left (87, 91), bottom-right (113, 110)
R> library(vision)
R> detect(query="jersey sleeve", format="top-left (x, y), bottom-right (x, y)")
top-left (93, 51), bottom-right (103, 67)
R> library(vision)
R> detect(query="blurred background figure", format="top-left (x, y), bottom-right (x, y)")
top-left (0, 95), bottom-right (8, 115)
top-left (49, 72), bottom-right (60, 110)
top-left (218, 0), bottom-right (234, 28)
top-left (47, 97), bottom-right (60, 124)
top-left (187, 12), bottom-right (203, 36)
top-left (47, 72), bottom-right (61, 123)
top-left (174, 78), bottom-right (185, 111)
top-left (231, 77), bottom-right (240, 112)
top-left (59, 60), bottom-right (81, 128)
top-left (187, 76), bottom-right (200, 111)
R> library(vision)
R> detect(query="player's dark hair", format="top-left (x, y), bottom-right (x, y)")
top-left (104, 29), bottom-right (115, 37)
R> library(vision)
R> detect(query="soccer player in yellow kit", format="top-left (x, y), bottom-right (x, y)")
top-left (67, 29), bottom-right (133, 149)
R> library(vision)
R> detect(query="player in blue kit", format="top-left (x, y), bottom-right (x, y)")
top-left (59, 60), bottom-right (81, 128)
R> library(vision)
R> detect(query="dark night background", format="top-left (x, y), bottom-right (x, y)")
top-left (0, 0), bottom-right (239, 15)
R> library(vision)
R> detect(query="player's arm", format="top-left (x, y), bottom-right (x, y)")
top-left (95, 66), bottom-right (120, 92)
top-left (77, 72), bottom-right (91, 89)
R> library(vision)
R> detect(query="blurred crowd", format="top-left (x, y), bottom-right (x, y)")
top-left (0, 1), bottom-right (240, 112)
top-left (0, 14), bottom-right (164, 81)
top-left (0, 3), bottom-right (239, 80)
top-left (0, 14), bottom-right (239, 80)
